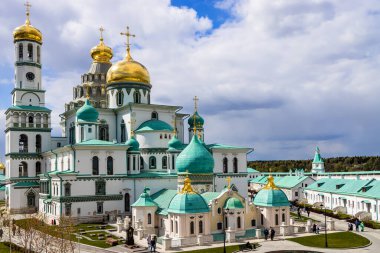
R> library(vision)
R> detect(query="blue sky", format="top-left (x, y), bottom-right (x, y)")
top-left (1, 0), bottom-right (380, 161)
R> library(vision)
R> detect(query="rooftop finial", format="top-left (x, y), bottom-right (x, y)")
top-left (24, 1), bottom-right (32, 25)
top-left (226, 176), bottom-right (231, 189)
top-left (172, 117), bottom-right (177, 136)
top-left (192, 96), bottom-right (199, 134)
top-left (263, 168), bottom-right (279, 190)
top-left (193, 96), bottom-right (199, 112)
top-left (120, 26), bottom-right (135, 61)
top-left (181, 174), bottom-right (195, 194)
top-left (99, 26), bottom-right (104, 42)
top-left (128, 118), bottom-right (136, 137)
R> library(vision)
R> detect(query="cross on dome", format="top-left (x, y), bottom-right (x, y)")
top-left (120, 26), bottom-right (136, 60)
top-left (192, 96), bottom-right (199, 133)
top-left (99, 26), bottom-right (104, 41)
top-left (24, 1), bottom-right (32, 24)
top-left (226, 176), bottom-right (231, 189)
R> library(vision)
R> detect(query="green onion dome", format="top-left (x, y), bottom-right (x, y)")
top-left (188, 111), bottom-right (204, 128)
top-left (76, 99), bottom-right (99, 122)
top-left (167, 176), bottom-right (209, 214)
top-left (253, 175), bottom-right (289, 207)
top-left (126, 135), bottom-right (140, 151)
top-left (131, 187), bottom-right (157, 207)
top-left (176, 134), bottom-right (214, 174)
top-left (168, 135), bottom-right (183, 151)
top-left (224, 197), bottom-right (244, 209)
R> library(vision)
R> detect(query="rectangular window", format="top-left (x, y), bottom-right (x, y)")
top-left (217, 222), bottom-right (222, 230)
top-left (97, 202), bottom-right (103, 214)
top-left (77, 208), bottom-right (81, 215)
top-left (57, 142), bottom-right (61, 147)
top-left (251, 219), bottom-right (256, 226)
top-left (295, 192), bottom-right (298, 197)
top-left (65, 203), bottom-right (71, 216)
top-left (88, 127), bottom-right (92, 133)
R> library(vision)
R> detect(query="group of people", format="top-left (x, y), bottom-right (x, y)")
top-left (296, 206), bottom-right (311, 219)
top-left (263, 227), bottom-right (276, 241)
top-left (348, 219), bottom-right (365, 232)
top-left (312, 223), bottom-right (320, 234)
top-left (146, 234), bottom-right (157, 252)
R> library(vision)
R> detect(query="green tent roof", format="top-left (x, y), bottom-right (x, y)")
top-left (224, 197), bottom-right (244, 209)
top-left (151, 189), bottom-right (178, 215)
top-left (167, 192), bottom-right (209, 214)
top-left (201, 192), bottom-right (221, 204)
top-left (132, 187), bottom-right (157, 207)
top-left (168, 135), bottom-right (183, 151)
top-left (135, 120), bottom-right (173, 133)
top-left (176, 134), bottom-right (214, 174)
top-left (7, 105), bottom-right (51, 112)
top-left (13, 181), bottom-right (40, 188)
top-left (313, 146), bottom-right (323, 163)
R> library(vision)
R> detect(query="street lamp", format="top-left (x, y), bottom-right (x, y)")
top-left (319, 204), bottom-right (328, 248)
top-left (76, 235), bottom-right (82, 253)
top-left (223, 207), bottom-right (230, 253)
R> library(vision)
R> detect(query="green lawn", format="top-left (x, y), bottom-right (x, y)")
top-left (0, 242), bottom-right (24, 253)
top-left (290, 212), bottom-right (318, 223)
top-left (288, 232), bottom-right (370, 248)
top-left (175, 243), bottom-right (258, 253)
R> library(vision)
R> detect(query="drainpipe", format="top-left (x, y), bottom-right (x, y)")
top-left (70, 145), bottom-right (76, 171)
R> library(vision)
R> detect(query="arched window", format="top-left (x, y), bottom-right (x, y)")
top-left (121, 120), bottom-right (126, 142)
top-left (80, 126), bottom-right (84, 142)
top-left (116, 91), bottom-right (124, 106)
top-left (162, 156), bottom-right (168, 169)
top-left (107, 156), bottom-right (113, 175)
top-left (28, 115), bottom-right (34, 124)
top-left (233, 157), bottom-right (238, 173)
top-left (237, 216), bottom-right (241, 229)
top-left (36, 134), bottom-right (41, 153)
top-left (175, 221), bottom-right (178, 234)
top-left (171, 220), bottom-right (174, 232)
top-left (37, 46), bottom-right (40, 63)
top-left (190, 221), bottom-right (194, 234)
top-left (151, 111), bottom-right (158, 120)
top-left (160, 134), bottom-right (162, 139)
top-left (133, 156), bottom-right (136, 171)
top-left (149, 156), bottom-right (156, 169)
top-left (92, 156), bottom-right (99, 175)
top-left (19, 134), bottom-right (28, 153)
top-left (140, 157), bottom-right (144, 170)
top-left (96, 87), bottom-right (101, 96)
top-left (125, 193), bottom-right (130, 212)
top-left (64, 183), bottom-right (71, 196)
top-left (18, 43), bottom-right (23, 60)
top-left (164, 134), bottom-right (167, 139)
top-left (27, 191), bottom-right (35, 207)
top-left (199, 220), bottom-right (203, 234)
top-left (223, 157), bottom-right (228, 173)
top-left (282, 213), bottom-right (286, 223)
top-left (35, 162), bottom-right (41, 175)
top-left (27, 43), bottom-right (33, 60)
top-left (275, 214), bottom-right (279, 226)
top-left (99, 125), bottom-right (109, 141)
top-left (19, 162), bottom-right (28, 177)
top-left (133, 91), bottom-right (141, 103)
top-left (148, 213), bottom-right (152, 225)
top-left (225, 217), bottom-right (228, 228)
top-left (261, 213), bottom-right (264, 225)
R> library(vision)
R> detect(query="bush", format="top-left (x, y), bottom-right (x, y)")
top-left (364, 220), bottom-right (380, 229)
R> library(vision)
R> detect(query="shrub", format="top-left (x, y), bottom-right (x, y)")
top-left (363, 220), bottom-right (380, 229)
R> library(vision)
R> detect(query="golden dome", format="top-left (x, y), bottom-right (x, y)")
top-left (13, 5), bottom-right (42, 43)
top-left (0, 163), bottom-right (5, 170)
top-left (90, 28), bottom-right (113, 63)
top-left (106, 51), bottom-right (150, 86)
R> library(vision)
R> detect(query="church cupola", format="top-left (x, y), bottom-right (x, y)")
top-left (188, 96), bottom-right (205, 141)
top-left (13, 2), bottom-right (42, 44)
top-left (90, 27), bottom-right (113, 64)
top-left (75, 99), bottom-right (99, 143)
top-left (311, 146), bottom-right (325, 173)
top-left (106, 26), bottom-right (151, 108)
top-left (126, 126), bottom-right (141, 175)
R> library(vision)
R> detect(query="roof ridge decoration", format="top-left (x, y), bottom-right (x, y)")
top-left (263, 170), bottom-right (279, 190)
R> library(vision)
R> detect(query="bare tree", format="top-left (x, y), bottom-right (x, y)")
top-left (52, 216), bottom-right (76, 253)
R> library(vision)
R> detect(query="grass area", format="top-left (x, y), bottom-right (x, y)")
top-left (175, 243), bottom-right (259, 253)
top-left (15, 218), bottom-right (119, 248)
top-left (290, 212), bottom-right (318, 223)
top-left (0, 242), bottom-right (24, 253)
top-left (288, 232), bottom-right (370, 249)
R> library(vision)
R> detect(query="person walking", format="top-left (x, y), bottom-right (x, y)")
top-left (316, 225), bottom-right (320, 234)
top-left (270, 227), bottom-right (275, 241)
top-left (360, 221), bottom-right (365, 232)
top-left (12, 224), bottom-right (16, 236)
top-left (264, 228), bottom-right (269, 240)
top-left (151, 236), bottom-right (156, 252)
top-left (306, 208), bottom-right (311, 217)
top-left (312, 224), bottom-right (317, 234)
top-left (146, 234), bottom-right (152, 251)
top-left (0, 228), bottom-right (3, 240)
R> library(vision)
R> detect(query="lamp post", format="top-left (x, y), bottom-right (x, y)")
top-left (76, 235), bottom-right (82, 253)
top-left (223, 207), bottom-right (230, 253)
top-left (320, 204), bottom-right (328, 248)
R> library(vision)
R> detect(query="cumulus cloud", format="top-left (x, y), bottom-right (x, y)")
top-left (1, 0), bottom-right (380, 160)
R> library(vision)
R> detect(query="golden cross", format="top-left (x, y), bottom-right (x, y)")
top-left (24, 1), bottom-right (32, 23)
top-left (193, 96), bottom-right (199, 112)
top-left (99, 26), bottom-right (104, 41)
top-left (120, 26), bottom-right (135, 53)
top-left (128, 118), bottom-right (136, 136)
top-left (226, 176), bottom-right (231, 189)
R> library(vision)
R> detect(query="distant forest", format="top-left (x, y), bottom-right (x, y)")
top-left (248, 156), bottom-right (380, 173)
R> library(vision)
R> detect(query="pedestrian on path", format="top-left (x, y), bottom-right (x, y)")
top-left (12, 224), bottom-right (16, 236)
top-left (147, 234), bottom-right (151, 251)
top-left (355, 219), bottom-right (360, 232)
top-left (17, 226), bottom-right (20, 235)
top-left (360, 221), bottom-right (365, 232)
top-left (316, 225), bottom-right (320, 234)
top-left (270, 227), bottom-right (275, 241)
top-left (0, 228), bottom-right (3, 240)
top-left (312, 224), bottom-right (317, 234)
top-left (151, 236), bottom-right (156, 252)
top-left (306, 209), bottom-right (310, 217)
top-left (264, 228), bottom-right (269, 240)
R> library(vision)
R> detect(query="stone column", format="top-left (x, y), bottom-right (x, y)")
top-left (326, 219), bottom-right (335, 231)
top-left (255, 228), bottom-right (262, 239)
top-left (305, 220), bottom-right (312, 233)
top-left (162, 235), bottom-right (172, 251)
top-left (197, 235), bottom-right (204, 246)
top-left (226, 228), bottom-right (236, 243)
top-left (280, 222), bottom-right (290, 236)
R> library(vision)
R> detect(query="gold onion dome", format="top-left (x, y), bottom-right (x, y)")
top-left (13, 3), bottom-right (42, 43)
top-left (106, 27), bottom-right (150, 86)
top-left (0, 163), bottom-right (5, 170)
top-left (90, 27), bottom-right (113, 63)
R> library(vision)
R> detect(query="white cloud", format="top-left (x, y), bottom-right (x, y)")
top-left (1, 0), bottom-right (380, 160)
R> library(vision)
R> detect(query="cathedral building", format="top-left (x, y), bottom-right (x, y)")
top-left (4, 4), bottom-right (254, 223)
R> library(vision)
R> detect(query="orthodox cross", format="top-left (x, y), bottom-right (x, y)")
top-left (24, 1), bottom-right (31, 23)
top-left (193, 96), bottom-right (199, 112)
top-left (120, 26), bottom-right (135, 54)
top-left (226, 176), bottom-right (231, 189)
top-left (99, 26), bottom-right (104, 41)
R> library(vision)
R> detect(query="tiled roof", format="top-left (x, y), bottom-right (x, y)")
top-left (150, 189), bottom-right (178, 215)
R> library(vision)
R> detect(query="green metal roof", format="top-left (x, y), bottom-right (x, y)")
top-left (13, 181), bottom-right (40, 188)
top-left (132, 187), bottom-right (158, 207)
top-left (224, 197), bottom-right (244, 209)
top-left (313, 146), bottom-right (323, 163)
top-left (167, 192), bottom-right (209, 214)
top-left (135, 120), bottom-right (173, 133)
top-left (125, 136), bottom-right (140, 151)
top-left (250, 175), bottom-right (312, 189)
top-left (48, 170), bottom-right (78, 175)
top-left (7, 105), bottom-right (51, 112)
top-left (176, 134), bottom-right (214, 174)
top-left (247, 168), bottom-right (259, 173)
top-left (207, 144), bottom-right (250, 150)
top-left (188, 111), bottom-right (204, 127)
top-left (76, 99), bottom-right (99, 122)
top-left (253, 188), bottom-right (289, 207)
top-left (125, 172), bottom-right (177, 178)
top-left (168, 135), bottom-right (183, 151)
top-left (75, 139), bottom-right (127, 146)
top-left (151, 189), bottom-right (178, 215)
top-left (201, 192), bottom-right (221, 204)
